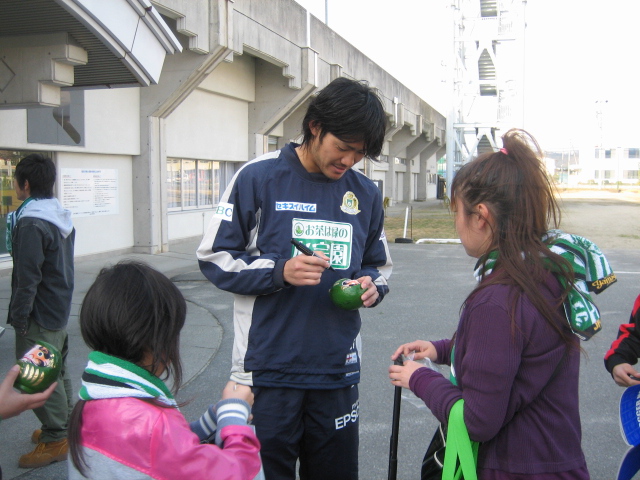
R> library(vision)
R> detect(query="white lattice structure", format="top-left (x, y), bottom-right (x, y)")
top-left (445, 0), bottom-right (527, 190)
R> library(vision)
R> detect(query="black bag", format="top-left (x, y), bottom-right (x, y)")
top-left (421, 423), bottom-right (446, 480)
top-left (420, 400), bottom-right (478, 480)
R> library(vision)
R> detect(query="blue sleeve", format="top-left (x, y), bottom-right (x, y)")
top-left (197, 164), bottom-right (288, 296)
top-left (353, 190), bottom-right (392, 307)
top-left (190, 404), bottom-right (217, 443)
top-left (190, 399), bottom-right (251, 447)
top-left (213, 398), bottom-right (251, 446)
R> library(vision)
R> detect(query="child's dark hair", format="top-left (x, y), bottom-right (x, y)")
top-left (14, 153), bottom-right (56, 198)
top-left (301, 77), bottom-right (387, 158)
top-left (451, 129), bottom-right (575, 344)
top-left (69, 260), bottom-right (186, 476)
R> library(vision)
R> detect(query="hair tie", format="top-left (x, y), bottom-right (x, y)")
top-left (499, 148), bottom-right (508, 155)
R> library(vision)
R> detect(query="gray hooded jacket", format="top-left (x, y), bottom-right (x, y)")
top-left (8, 198), bottom-right (75, 331)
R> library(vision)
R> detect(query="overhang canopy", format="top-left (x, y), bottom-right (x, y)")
top-left (0, 0), bottom-right (182, 108)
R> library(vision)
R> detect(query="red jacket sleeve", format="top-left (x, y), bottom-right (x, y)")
top-left (605, 294), bottom-right (640, 373)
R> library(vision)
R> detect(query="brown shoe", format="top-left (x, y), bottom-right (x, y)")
top-left (18, 438), bottom-right (68, 468)
top-left (31, 429), bottom-right (42, 444)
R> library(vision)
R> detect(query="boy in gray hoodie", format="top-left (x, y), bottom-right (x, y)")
top-left (7, 153), bottom-right (75, 469)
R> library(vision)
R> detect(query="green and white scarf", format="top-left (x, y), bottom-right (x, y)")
top-left (79, 351), bottom-right (177, 407)
top-left (5, 197), bottom-right (34, 256)
top-left (473, 230), bottom-right (616, 340)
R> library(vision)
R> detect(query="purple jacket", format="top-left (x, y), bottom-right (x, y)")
top-left (409, 275), bottom-right (589, 478)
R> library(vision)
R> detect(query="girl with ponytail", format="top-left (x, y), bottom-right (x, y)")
top-left (389, 129), bottom-right (614, 479)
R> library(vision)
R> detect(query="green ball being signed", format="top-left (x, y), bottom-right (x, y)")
top-left (330, 278), bottom-right (365, 310)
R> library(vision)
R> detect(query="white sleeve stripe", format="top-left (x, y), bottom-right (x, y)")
top-left (217, 403), bottom-right (250, 418)
top-left (199, 250), bottom-right (276, 273)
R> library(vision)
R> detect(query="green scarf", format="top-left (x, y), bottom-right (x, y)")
top-left (79, 351), bottom-right (176, 407)
top-left (5, 197), bottom-right (34, 256)
top-left (473, 230), bottom-right (616, 340)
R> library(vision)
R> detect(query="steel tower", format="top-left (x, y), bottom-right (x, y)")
top-left (445, 0), bottom-right (527, 192)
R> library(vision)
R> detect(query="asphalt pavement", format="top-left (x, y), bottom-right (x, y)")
top-left (0, 199), bottom-right (639, 479)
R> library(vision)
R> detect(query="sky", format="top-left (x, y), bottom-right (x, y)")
top-left (294, 0), bottom-right (640, 151)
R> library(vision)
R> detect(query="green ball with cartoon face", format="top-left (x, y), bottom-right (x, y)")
top-left (330, 278), bottom-right (365, 310)
top-left (14, 341), bottom-right (62, 394)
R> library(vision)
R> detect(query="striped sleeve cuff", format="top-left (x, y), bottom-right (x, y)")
top-left (214, 398), bottom-right (251, 446)
top-left (190, 404), bottom-right (217, 442)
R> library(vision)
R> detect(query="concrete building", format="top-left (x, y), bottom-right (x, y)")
top-left (578, 146), bottom-right (640, 186)
top-left (0, 0), bottom-right (446, 261)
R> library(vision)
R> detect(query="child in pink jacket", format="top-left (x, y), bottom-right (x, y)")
top-left (68, 261), bottom-right (262, 480)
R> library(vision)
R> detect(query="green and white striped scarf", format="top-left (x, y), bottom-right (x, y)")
top-left (5, 197), bottom-right (34, 256)
top-left (79, 351), bottom-right (177, 407)
top-left (473, 230), bottom-right (616, 340)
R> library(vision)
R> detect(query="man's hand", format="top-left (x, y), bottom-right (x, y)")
top-left (284, 252), bottom-right (330, 286)
top-left (221, 381), bottom-right (254, 407)
top-left (0, 365), bottom-right (57, 420)
top-left (355, 276), bottom-right (379, 307)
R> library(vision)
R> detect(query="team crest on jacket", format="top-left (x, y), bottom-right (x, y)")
top-left (340, 192), bottom-right (360, 215)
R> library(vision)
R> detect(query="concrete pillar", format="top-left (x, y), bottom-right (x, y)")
top-left (417, 140), bottom-right (442, 201)
top-left (133, 0), bottom-right (233, 252)
top-left (133, 116), bottom-right (164, 253)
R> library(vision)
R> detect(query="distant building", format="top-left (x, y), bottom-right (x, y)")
top-left (543, 149), bottom-right (580, 185)
top-left (577, 147), bottom-right (640, 185)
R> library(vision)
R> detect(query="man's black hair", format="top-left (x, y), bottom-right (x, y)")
top-left (14, 153), bottom-right (56, 198)
top-left (301, 77), bottom-right (387, 158)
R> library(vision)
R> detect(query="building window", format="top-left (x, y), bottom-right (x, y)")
top-left (268, 136), bottom-right (279, 153)
top-left (624, 170), bottom-right (639, 179)
top-left (605, 149), bottom-right (612, 159)
top-left (0, 149), bottom-right (54, 255)
top-left (167, 158), bottom-right (181, 209)
top-left (198, 161), bottom-right (213, 206)
top-left (182, 159), bottom-right (197, 208)
top-left (27, 90), bottom-right (85, 146)
top-left (167, 158), bottom-right (237, 211)
top-left (628, 148), bottom-right (639, 159)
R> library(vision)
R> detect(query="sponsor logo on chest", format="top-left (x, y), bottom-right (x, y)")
top-left (275, 202), bottom-right (317, 212)
top-left (291, 219), bottom-right (353, 270)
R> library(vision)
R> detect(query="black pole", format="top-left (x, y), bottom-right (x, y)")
top-left (388, 358), bottom-right (403, 480)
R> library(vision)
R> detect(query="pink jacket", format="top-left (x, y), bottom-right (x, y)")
top-left (68, 397), bottom-right (261, 480)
